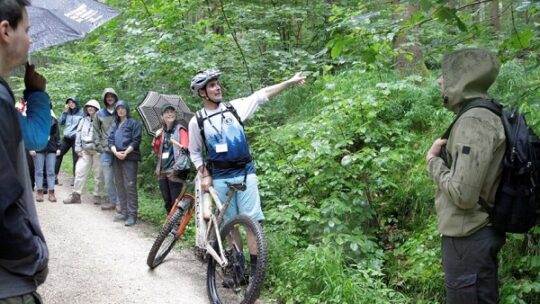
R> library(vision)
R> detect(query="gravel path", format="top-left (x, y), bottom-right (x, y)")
top-left (35, 175), bottom-right (209, 304)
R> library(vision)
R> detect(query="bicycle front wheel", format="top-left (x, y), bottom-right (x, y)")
top-left (146, 208), bottom-right (188, 269)
top-left (207, 214), bottom-right (267, 304)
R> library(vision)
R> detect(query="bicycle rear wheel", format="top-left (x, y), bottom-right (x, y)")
top-left (207, 214), bottom-right (267, 304)
top-left (146, 207), bottom-right (189, 269)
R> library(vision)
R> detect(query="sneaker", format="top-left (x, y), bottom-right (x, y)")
top-left (63, 192), bottom-right (81, 204)
top-left (101, 202), bottom-right (116, 210)
top-left (113, 213), bottom-right (127, 222)
top-left (124, 217), bottom-right (137, 227)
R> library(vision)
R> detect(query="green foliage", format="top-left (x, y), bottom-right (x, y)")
top-left (13, 0), bottom-right (540, 302)
top-left (269, 240), bottom-right (407, 304)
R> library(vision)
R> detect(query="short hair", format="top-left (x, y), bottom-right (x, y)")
top-left (0, 0), bottom-right (31, 30)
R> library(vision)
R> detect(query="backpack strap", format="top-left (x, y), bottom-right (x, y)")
top-left (224, 102), bottom-right (243, 128)
top-left (195, 109), bottom-right (206, 145)
top-left (195, 103), bottom-right (243, 146)
top-left (441, 98), bottom-right (503, 140)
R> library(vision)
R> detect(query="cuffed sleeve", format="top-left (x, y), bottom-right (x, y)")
top-left (19, 90), bottom-right (51, 151)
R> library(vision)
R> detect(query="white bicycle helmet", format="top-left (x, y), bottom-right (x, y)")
top-left (190, 69), bottom-right (222, 96)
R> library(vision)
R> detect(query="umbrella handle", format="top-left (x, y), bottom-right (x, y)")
top-left (170, 139), bottom-right (185, 149)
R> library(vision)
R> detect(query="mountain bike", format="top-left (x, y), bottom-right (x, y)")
top-left (146, 172), bottom-right (267, 304)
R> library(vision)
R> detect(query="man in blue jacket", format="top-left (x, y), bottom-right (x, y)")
top-left (0, 0), bottom-right (51, 302)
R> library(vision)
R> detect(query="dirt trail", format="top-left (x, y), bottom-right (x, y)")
top-left (35, 174), bottom-right (208, 304)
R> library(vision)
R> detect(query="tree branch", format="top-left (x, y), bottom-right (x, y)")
top-left (139, 0), bottom-right (156, 28)
top-left (218, 0), bottom-right (254, 93)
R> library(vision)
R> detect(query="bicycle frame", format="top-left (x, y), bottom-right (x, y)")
top-left (167, 172), bottom-right (238, 268)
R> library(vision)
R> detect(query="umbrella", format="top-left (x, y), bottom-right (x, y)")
top-left (28, 0), bottom-right (121, 53)
top-left (137, 91), bottom-right (194, 137)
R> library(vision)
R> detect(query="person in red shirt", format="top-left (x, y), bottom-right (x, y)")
top-left (152, 104), bottom-right (190, 213)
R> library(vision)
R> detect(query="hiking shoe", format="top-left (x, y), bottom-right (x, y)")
top-left (36, 189), bottom-right (44, 202)
top-left (63, 192), bottom-right (81, 204)
top-left (101, 202), bottom-right (116, 210)
top-left (124, 217), bottom-right (137, 227)
top-left (113, 213), bottom-right (127, 222)
top-left (48, 190), bottom-right (57, 202)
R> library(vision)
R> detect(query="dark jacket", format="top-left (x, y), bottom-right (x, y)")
top-left (108, 100), bottom-right (142, 161)
top-left (37, 116), bottom-right (61, 154)
top-left (0, 78), bottom-right (49, 299)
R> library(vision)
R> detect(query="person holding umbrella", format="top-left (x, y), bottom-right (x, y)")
top-left (152, 104), bottom-right (191, 213)
top-left (108, 100), bottom-right (142, 226)
top-left (0, 0), bottom-right (50, 302)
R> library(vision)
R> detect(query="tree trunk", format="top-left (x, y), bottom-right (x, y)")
top-left (490, 0), bottom-right (500, 31)
top-left (392, 1), bottom-right (427, 76)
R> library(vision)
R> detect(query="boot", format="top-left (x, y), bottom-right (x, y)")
top-left (48, 190), bottom-right (57, 202)
top-left (36, 189), bottom-right (44, 202)
top-left (63, 192), bottom-right (81, 204)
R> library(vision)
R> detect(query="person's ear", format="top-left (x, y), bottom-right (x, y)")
top-left (198, 88), bottom-right (207, 99)
top-left (0, 21), bottom-right (12, 43)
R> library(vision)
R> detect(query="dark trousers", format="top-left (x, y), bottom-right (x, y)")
top-left (0, 291), bottom-right (42, 304)
top-left (442, 226), bottom-right (505, 304)
top-left (158, 177), bottom-right (183, 213)
top-left (113, 159), bottom-right (138, 218)
top-left (55, 136), bottom-right (78, 176)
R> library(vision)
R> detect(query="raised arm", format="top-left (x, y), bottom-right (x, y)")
top-left (262, 72), bottom-right (306, 99)
top-left (18, 64), bottom-right (51, 151)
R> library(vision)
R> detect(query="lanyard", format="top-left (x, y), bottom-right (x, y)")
top-left (203, 108), bottom-right (225, 140)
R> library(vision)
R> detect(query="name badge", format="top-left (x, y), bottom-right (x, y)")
top-left (216, 143), bottom-right (228, 153)
top-left (162, 152), bottom-right (170, 159)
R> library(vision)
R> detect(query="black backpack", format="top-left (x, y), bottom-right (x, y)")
top-left (442, 99), bottom-right (540, 233)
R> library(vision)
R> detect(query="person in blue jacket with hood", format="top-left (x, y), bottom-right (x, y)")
top-left (108, 100), bottom-right (142, 226)
top-left (0, 0), bottom-right (51, 302)
top-left (55, 96), bottom-right (83, 185)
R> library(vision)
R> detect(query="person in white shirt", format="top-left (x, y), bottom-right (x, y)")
top-left (188, 69), bottom-right (305, 285)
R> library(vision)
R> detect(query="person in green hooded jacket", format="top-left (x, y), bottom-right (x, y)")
top-left (426, 48), bottom-right (506, 304)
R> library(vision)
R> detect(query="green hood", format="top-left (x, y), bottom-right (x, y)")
top-left (441, 48), bottom-right (500, 113)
